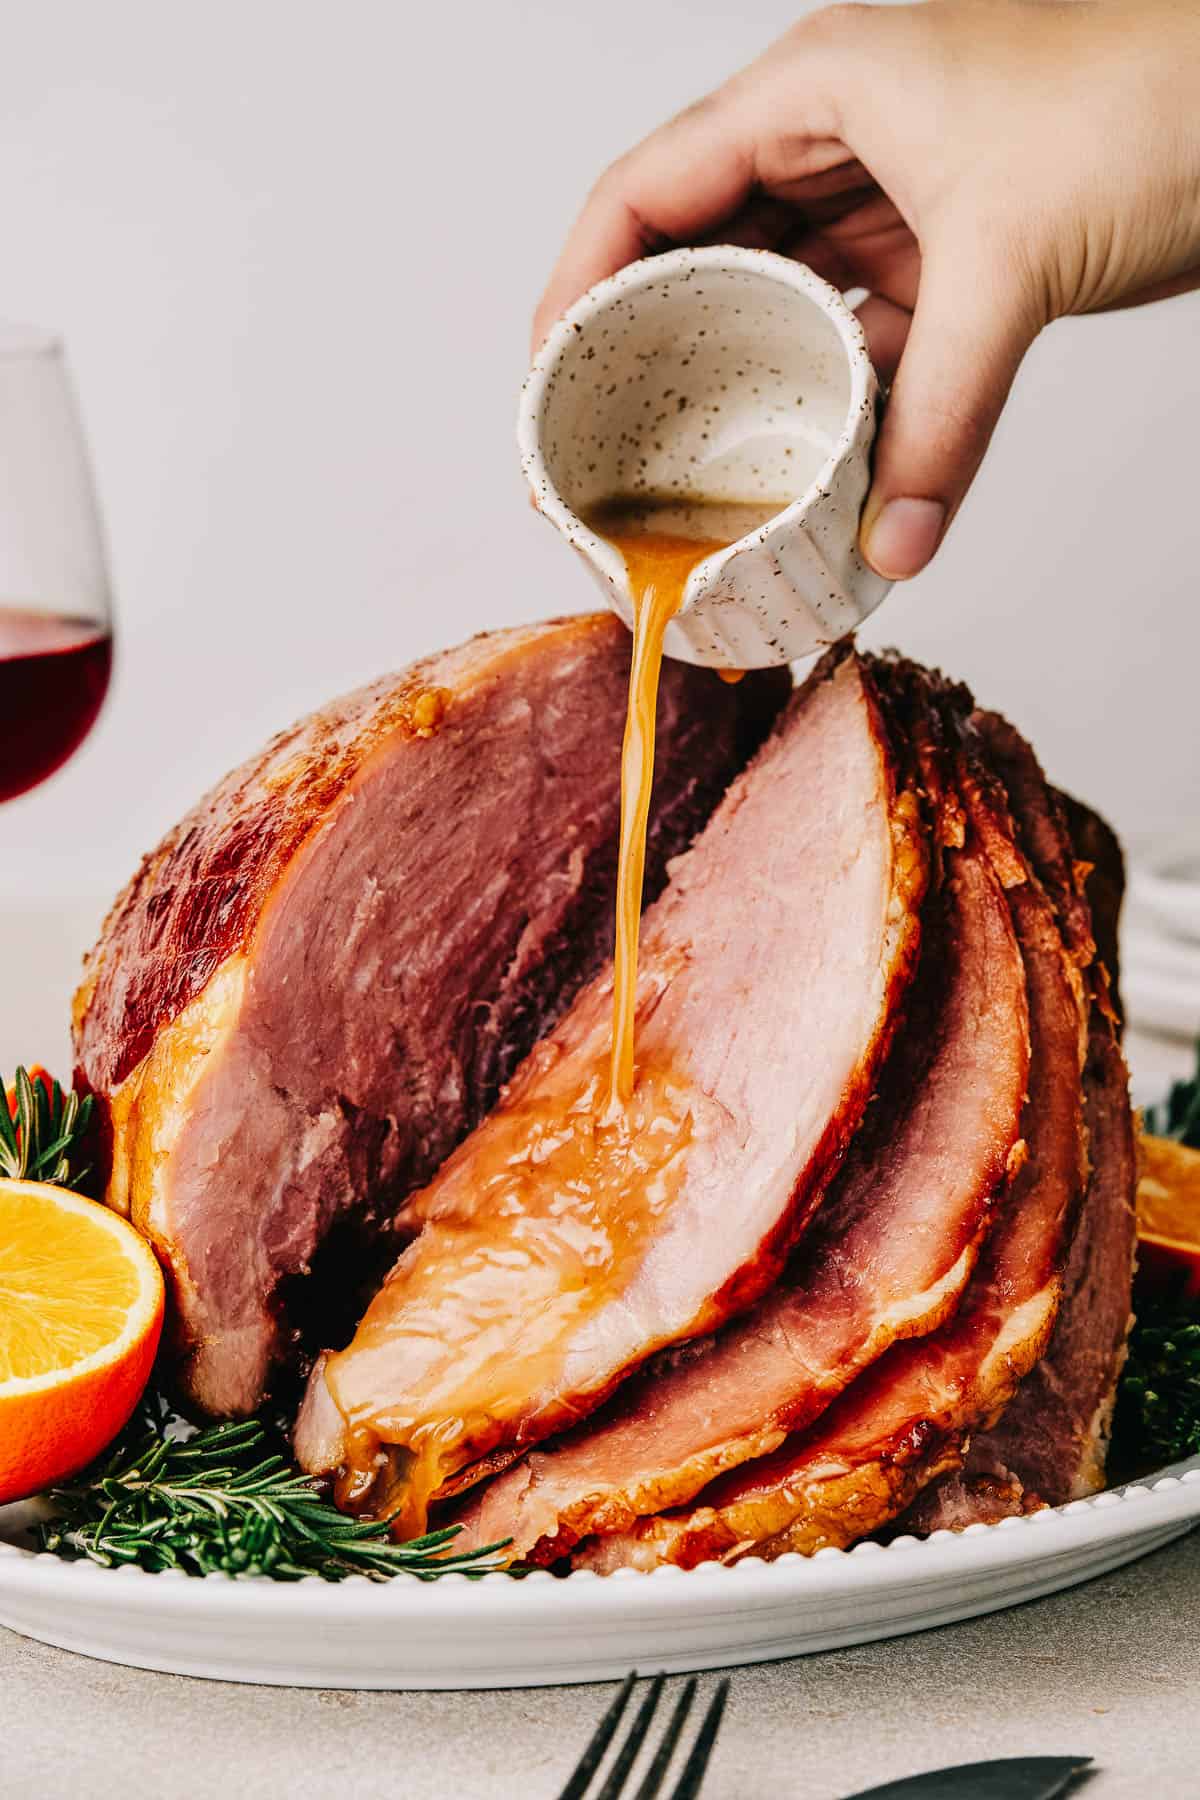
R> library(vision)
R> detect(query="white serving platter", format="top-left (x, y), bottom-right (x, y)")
top-left (3, 904), bottom-right (1197, 1690)
top-left (2, 1461), bottom-right (1198, 1689)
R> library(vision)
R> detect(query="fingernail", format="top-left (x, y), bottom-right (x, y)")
top-left (863, 498), bottom-right (946, 580)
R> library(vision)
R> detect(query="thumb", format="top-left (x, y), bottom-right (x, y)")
top-left (860, 250), bottom-right (1041, 580)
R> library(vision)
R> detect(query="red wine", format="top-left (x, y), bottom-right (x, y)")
top-left (0, 607), bottom-right (113, 802)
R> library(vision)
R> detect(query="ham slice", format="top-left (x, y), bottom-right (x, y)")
top-left (295, 651), bottom-right (927, 1535)
top-left (73, 615), bottom-right (786, 1416)
top-left (581, 700), bottom-right (1089, 1569)
top-left (970, 972), bottom-right (1135, 1500)
top-left (451, 837), bottom-right (1028, 1565)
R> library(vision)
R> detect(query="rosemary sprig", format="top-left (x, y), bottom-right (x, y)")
top-left (36, 1392), bottom-right (509, 1582)
top-left (0, 1065), bottom-right (95, 1191)
top-left (1143, 1038), bottom-right (1200, 1148)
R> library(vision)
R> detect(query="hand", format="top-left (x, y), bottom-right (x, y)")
top-left (534, 0), bottom-right (1200, 580)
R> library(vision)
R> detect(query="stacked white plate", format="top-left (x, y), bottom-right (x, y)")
top-left (1124, 849), bottom-right (1200, 1062)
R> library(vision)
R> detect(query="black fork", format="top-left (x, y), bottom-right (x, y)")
top-left (557, 1671), bottom-right (730, 1800)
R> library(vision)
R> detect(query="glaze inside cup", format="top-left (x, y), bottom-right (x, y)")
top-left (535, 257), bottom-right (853, 527)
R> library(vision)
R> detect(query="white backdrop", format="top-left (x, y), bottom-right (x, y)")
top-left (1, 0), bottom-right (1197, 1055)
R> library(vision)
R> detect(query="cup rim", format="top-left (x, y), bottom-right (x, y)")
top-left (518, 244), bottom-right (878, 615)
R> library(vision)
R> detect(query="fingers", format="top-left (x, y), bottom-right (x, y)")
top-left (531, 20), bottom-right (862, 353)
top-left (532, 96), bottom-right (754, 353)
top-left (860, 247), bottom-right (1041, 579)
top-left (786, 188), bottom-right (922, 314)
top-left (691, 194), bottom-right (799, 254)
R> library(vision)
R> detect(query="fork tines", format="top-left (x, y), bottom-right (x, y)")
top-left (557, 1671), bottom-right (731, 1800)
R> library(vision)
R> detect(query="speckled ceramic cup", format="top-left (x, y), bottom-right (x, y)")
top-left (519, 245), bottom-right (889, 668)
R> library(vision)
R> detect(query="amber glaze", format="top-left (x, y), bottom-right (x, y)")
top-left (584, 497), bottom-right (777, 1105)
top-left (321, 523), bottom-right (787, 1525)
top-left (328, 1044), bottom-right (705, 1533)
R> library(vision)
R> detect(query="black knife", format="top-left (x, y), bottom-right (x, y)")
top-left (841, 1756), bottom-right (1093, 1799)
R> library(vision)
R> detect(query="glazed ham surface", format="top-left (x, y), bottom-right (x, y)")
top-left (80, 605), bottom-right (1135, 1562)
top-left (447, 657), bottom-right (1024, 1563)
top-left (900, 779), bottom-right (1135, 1533)
top-left (452, 840), bottom-right (1029, 1564)
top-left (578, 706), bottom-right (1094, 1570)
top-left (903, 1012), bottom-right (1134, 1533)
top-left (573, 687), bottom-right (1090, 1569)
top-left (295, 651), bottom-right (927, 1534)
top-left (73, 615), bottom-right (786, 1416)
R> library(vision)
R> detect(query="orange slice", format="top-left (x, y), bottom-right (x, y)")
top-left (4, 1064), bottom-right (54, 1118)
top-left (0, 1178), bottom-right (164, 1502)
top-left (1137, 1132), bottom-right (1200, 1300)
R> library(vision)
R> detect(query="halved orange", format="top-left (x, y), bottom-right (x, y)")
top-left (1137, 1133), bottom-right (1200, 1299)
top-left (0, 1178), bottom-right (164, 1502)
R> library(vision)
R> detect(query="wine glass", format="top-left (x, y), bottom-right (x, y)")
top-left (0, 325), bottom-right (114, 803)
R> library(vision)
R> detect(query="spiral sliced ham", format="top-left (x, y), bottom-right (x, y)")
top-left (74, 599), bottom-right (1135, 1561)
top-left (579, 698), bottom-right (1090, 1570)
top-left (72, 615), bottom-right (787, 1416)
top-left (295, 651), bottom-right (927, 1535)
top-left (452, 837), bottom-right (1028, 1564)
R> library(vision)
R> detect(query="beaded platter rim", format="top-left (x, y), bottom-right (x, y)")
top-left (2, 1455), bottom-right (1197, 1598)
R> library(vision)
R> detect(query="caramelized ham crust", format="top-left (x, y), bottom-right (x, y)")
top-left (74, 616), bottom-right (786, 1416)
top-left (580, 703), bottom-right (1089, 1569)
top-left (903, 1013), bottom-right (1134, 1532)
top-left (901, 778), bottom-right (1135, 1532)
top-left (451, 838), bottom-right (1028, 1565)
top-left (295, 652), bottom-right (927, 1534)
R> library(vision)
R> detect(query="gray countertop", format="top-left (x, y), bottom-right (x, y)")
top-left (4, 1527), bottom-right (1199, 1799)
